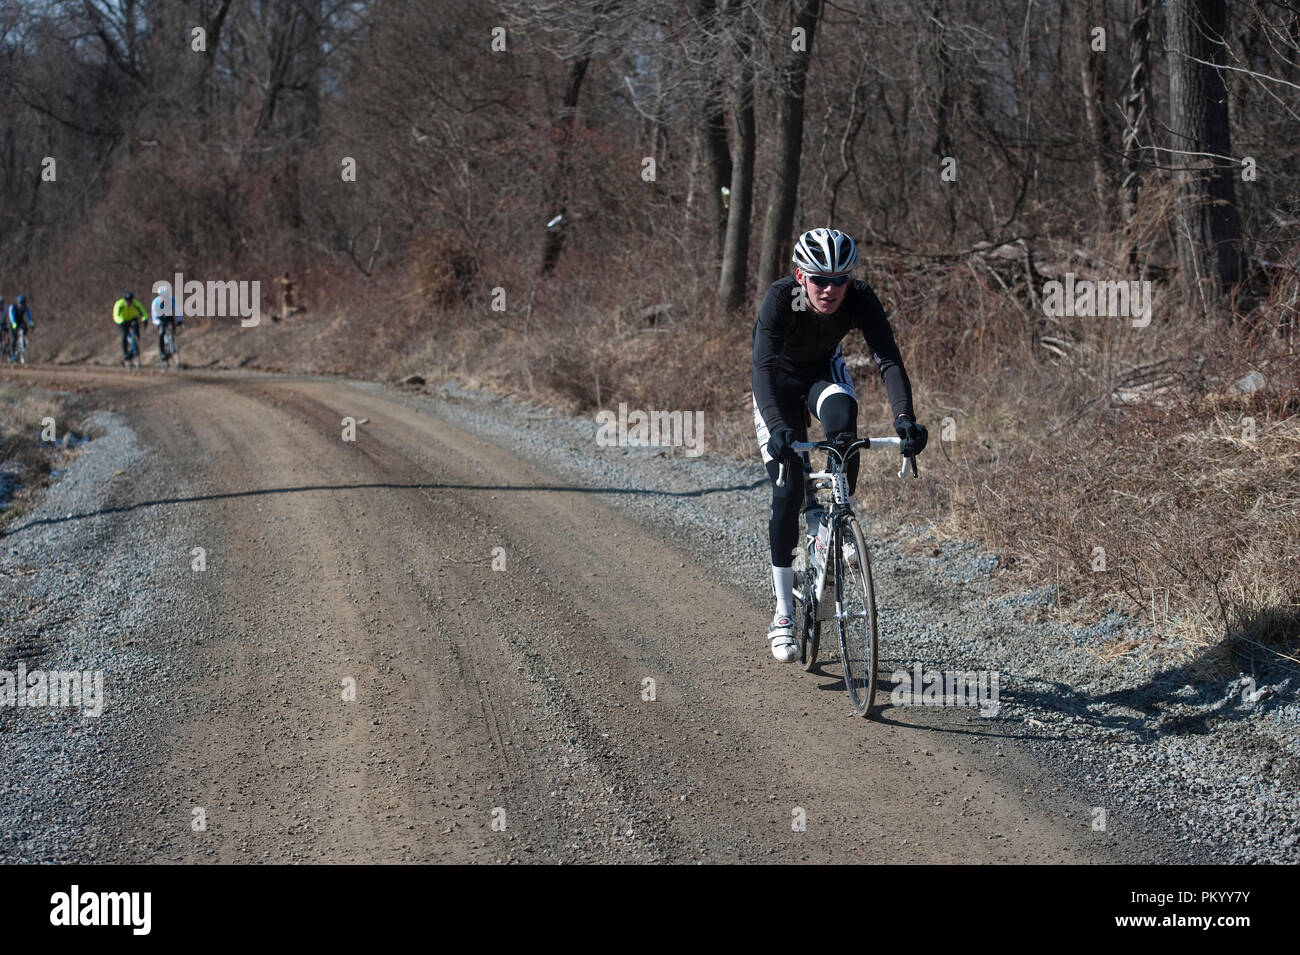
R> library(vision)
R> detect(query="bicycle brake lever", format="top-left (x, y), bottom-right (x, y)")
top-left (898, 455), bottom-right (918, 479)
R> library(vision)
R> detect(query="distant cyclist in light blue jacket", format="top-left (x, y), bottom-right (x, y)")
top-left (151, 291), bottom-right (183, 361)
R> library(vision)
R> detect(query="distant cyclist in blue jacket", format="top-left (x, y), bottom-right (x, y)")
top-left (6, 295), bottom-right (33, 362)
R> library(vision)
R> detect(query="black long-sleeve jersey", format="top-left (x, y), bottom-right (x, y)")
top-left (751, 275), bottom-right (914, 435)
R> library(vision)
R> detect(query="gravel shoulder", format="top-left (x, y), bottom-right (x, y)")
top-left (2, 365), bottom-right (1294, 863)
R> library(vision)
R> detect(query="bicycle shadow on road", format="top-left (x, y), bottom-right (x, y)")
top-left (0, 478), bottom-right (768, 539)
top-left (799, 663), bottom-right (1030, 738)
top-left (854, 646), bottom-right (1299, 743)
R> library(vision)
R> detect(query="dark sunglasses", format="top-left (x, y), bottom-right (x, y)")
top-left (805, 274), bottom-right (850, 287)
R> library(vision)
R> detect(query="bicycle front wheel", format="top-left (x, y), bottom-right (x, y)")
top-left (835, 516), bottom-right (878, 717)
top-left (797, 564), bottom-right (820, 671)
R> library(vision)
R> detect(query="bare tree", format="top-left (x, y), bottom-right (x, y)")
top-left (1167, 0), bottom-right (1245, 305)
top-left (1122, 0), bottom-right (1153, 274)
top-left (928, 5), bottom-right (958, 241)
top-left (686, 0), bottom-right (731, 265)
top-left (194, 0), bottom-right (234, 133)
top-left (541, 53), bottom-right (590, 274)
top-left (717, 0), bottom-right (761, 310)
top-left (1078, 0), bottom-right (1112, 220)
top-left (756, 0), bottom-right (821, 288)
top-left (497, 0), bottom-right (633, 276)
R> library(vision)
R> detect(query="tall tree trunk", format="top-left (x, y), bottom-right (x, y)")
top-left (689, 0), bottom-right (730, 265)
top-left (930, 7), bottom-right (956, 241)
top-left (1167, 0), bottom-right (1244, 306)
top-left (1122, 0), bottom-right (1152, 274)
top-left (1079, 0), bottom-right (1112, 220)
top-left (717, 29), bottom-right (755, 312)
top-left (757, 0), bottom-right (822, 288)
top-left (541, 54), bottom-right (590, 275)
top-left (254, 5), bottom-right (303, 138)
top-left (194, 0), bottom-right (233, 139)
top-left (703, 79), bottom-right (732, 265)
top-left (1232, 13), bottom-right (1262, 137)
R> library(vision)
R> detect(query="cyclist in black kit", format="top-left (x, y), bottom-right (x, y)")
top-left (753, 228), bottom-right (928, 662)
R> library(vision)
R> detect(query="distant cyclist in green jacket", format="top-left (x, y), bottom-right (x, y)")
top-left (113, 291), bottom-right (148, 368)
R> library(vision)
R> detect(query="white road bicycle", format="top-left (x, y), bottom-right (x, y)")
top-left (777, 436), bottom-right (919, 717)
top-left (11, 325), bottom-right (27, 365)
top-left (161, 320), bottom-right (180, 370)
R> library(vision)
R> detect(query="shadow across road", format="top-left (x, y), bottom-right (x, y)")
top-left (1, 477), bottom-right (767, 538)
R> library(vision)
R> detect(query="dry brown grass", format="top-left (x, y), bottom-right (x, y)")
top-left (866, 270), bottom-right (1300, 676)
top-left (0, 385), bottom-right (85, 526)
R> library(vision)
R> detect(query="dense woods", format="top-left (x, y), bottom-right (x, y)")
top-left (1, 0), bottom-right (1296, 319)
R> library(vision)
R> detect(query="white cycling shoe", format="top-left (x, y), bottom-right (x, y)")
top-left (768, 612), bottom-right (799, 663)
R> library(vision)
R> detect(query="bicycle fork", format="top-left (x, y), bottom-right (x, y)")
top-left (816, 466), bottom-right (852, 602)
top-left (816, 514), bottom-right (869, 630)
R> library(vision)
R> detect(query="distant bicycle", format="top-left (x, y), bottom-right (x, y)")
top-left (777, 435), bottom-right (918, 717)
top-left (160, 320), bottom-right (181, 370)
top-left (11, 324), bottom-right (26, 365)
top-left (124, 321), bottom-right (140, 370)
top-left (152, 292), bottom-right (181, 371)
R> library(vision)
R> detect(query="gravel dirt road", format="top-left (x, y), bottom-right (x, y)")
top-left (1, 367), bottom-right (1176, 863)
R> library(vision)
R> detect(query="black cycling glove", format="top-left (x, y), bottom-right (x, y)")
top-left (894, 416), bottom-right (928, 456)
top-left (766, 427), bottom-right (797, 463)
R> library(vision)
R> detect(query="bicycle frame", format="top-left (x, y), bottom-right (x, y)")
top-left (778, 437), bottom-right (916, 603)
top-left (775, 437), bottom-right (921, 715)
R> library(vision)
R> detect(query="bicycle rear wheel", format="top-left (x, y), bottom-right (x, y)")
top-left (835, 516), bottom-right (878, 717)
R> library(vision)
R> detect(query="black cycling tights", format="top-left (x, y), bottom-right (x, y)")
top-left (766, 392), bottom-right (859, 569)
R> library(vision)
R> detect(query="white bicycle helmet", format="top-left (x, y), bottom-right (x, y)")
top-left (792, 228), bottom-right (858, 275)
